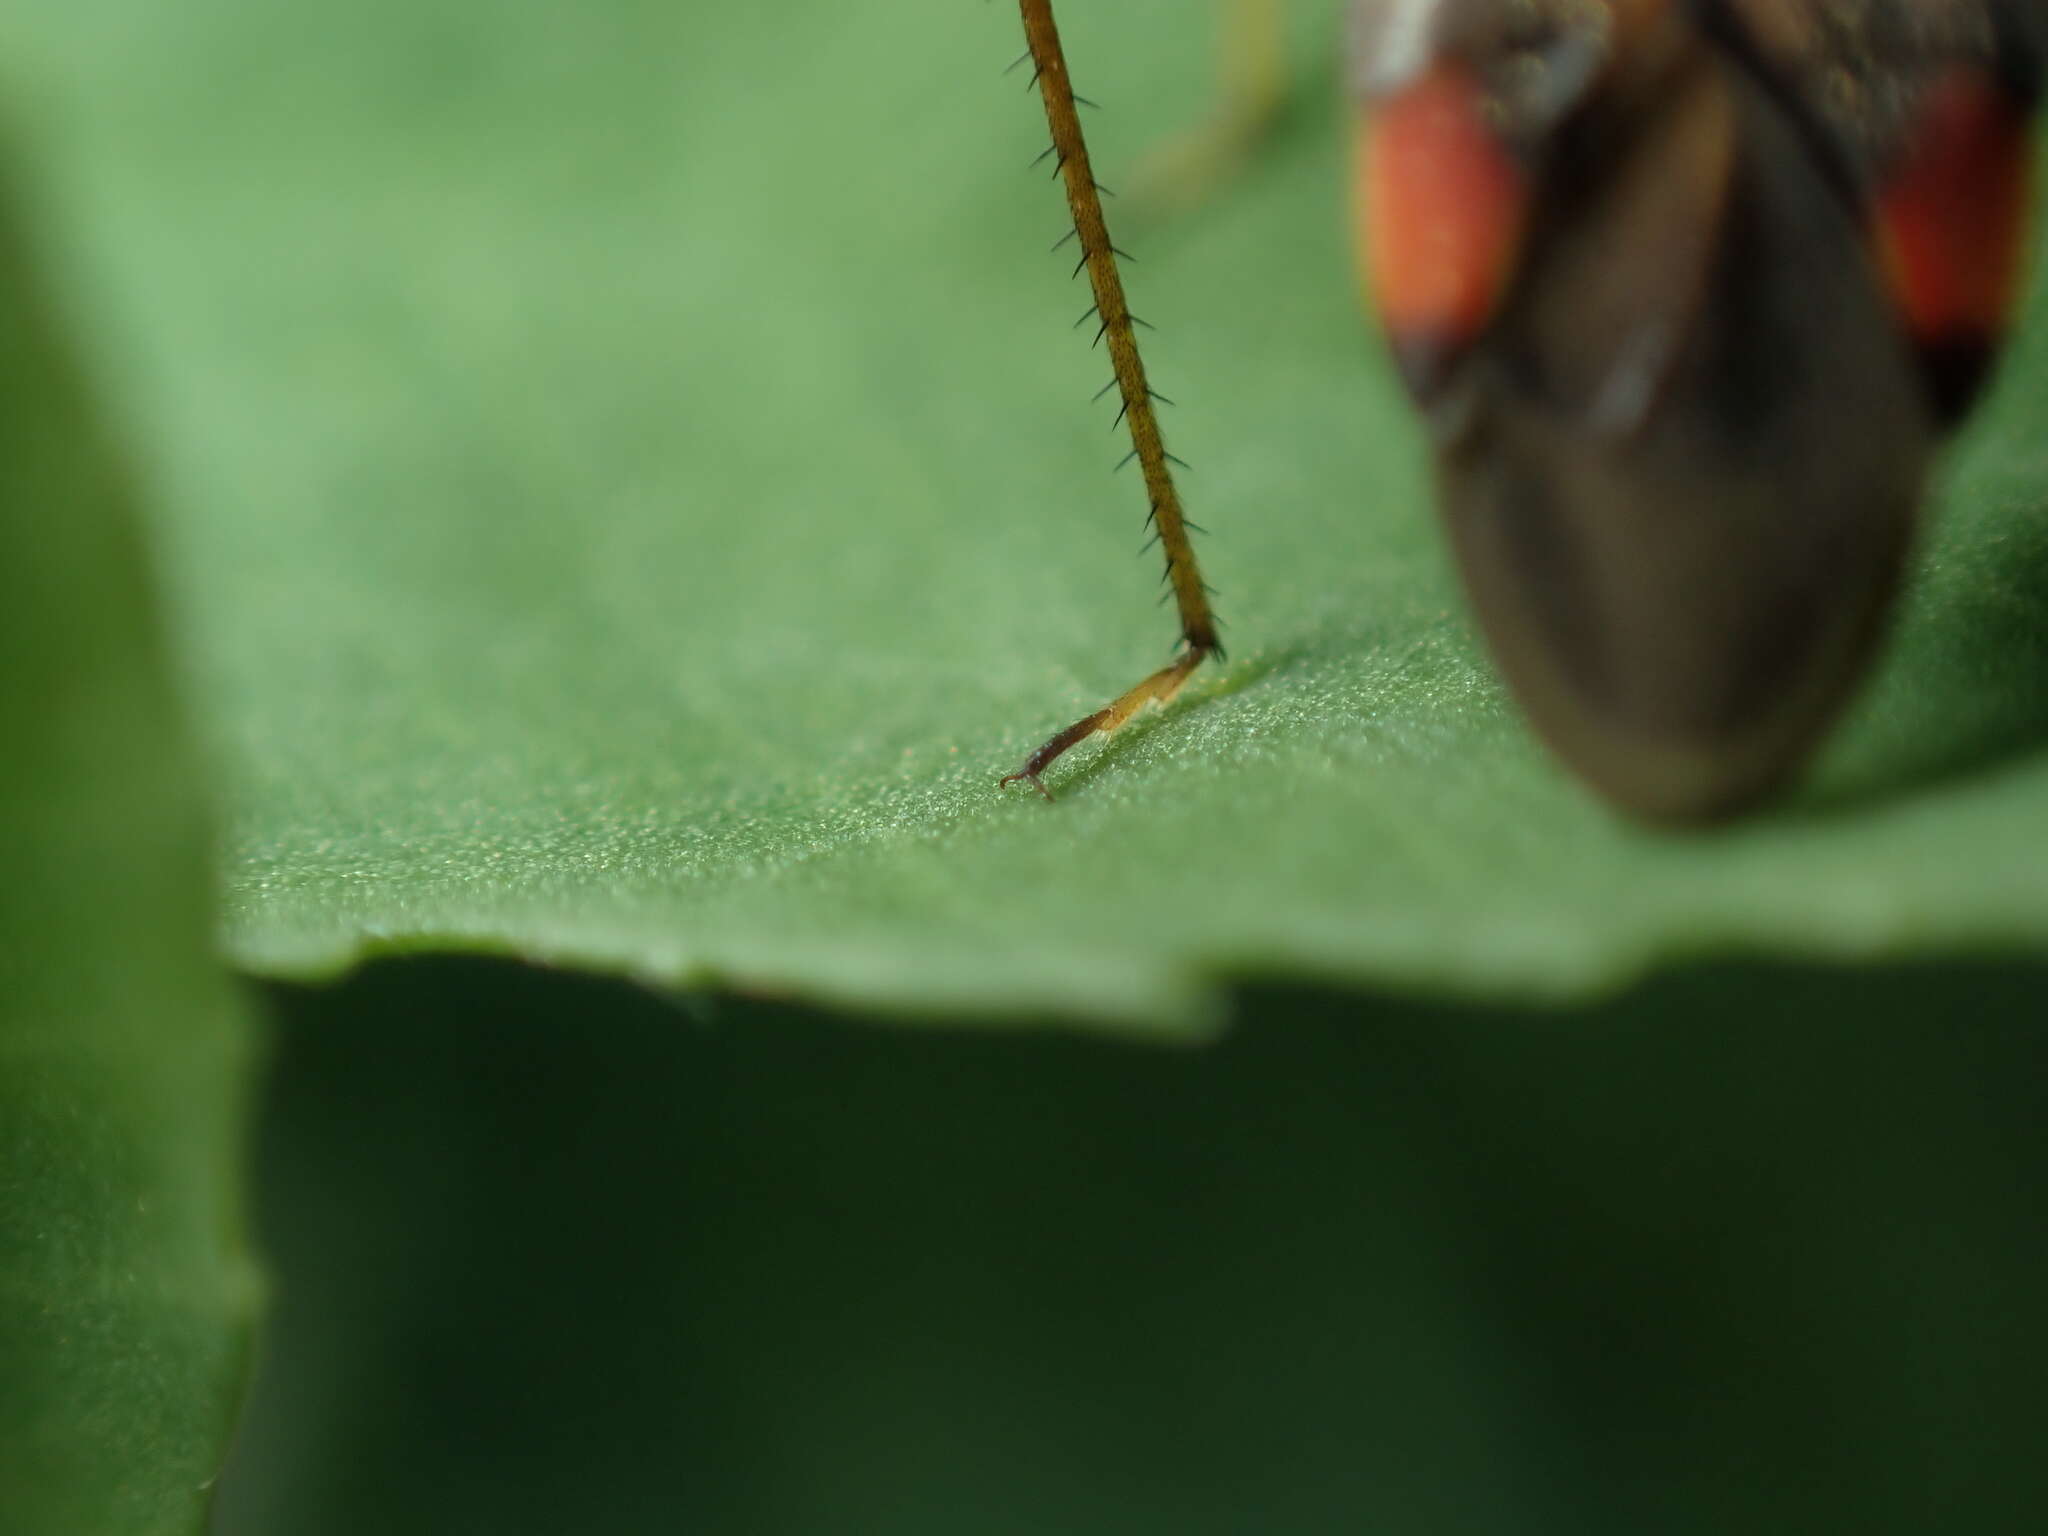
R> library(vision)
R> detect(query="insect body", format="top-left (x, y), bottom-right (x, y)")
top-left (1352, 0), bottom-right (2041, 819)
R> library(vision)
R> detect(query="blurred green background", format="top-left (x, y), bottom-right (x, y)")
top-left (0, 146), bottom-right (255, 1536)
top-left (2, 0), bottom-right (2046, 1531)
top-left (213, 958), bottom-right (2048, 1536)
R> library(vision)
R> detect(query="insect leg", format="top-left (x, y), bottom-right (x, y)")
top-left (1001, 0), bottom-right (1222, 799)
top-left (1127, 0), bottom-right (1288, 220)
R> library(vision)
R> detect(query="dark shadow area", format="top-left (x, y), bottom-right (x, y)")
top-left (214, 954), bottom-right (2048, 1536)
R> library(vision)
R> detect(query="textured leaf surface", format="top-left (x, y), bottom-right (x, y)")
top-left (10, 0), bottom-right (2048, 1029)
top-left (0, 148), bottom-right (258, 1534)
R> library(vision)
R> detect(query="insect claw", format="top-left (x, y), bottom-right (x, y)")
top-left (998, 767), bottom-right (1054, 800)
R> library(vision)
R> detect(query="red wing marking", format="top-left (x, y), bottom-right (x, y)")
top-left (1872, 67), bottom-right (2036, 419)
top-left (1356, 64), bottom-right (1528, 398)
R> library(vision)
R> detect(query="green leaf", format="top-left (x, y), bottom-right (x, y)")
top-left (13, 0), bottom-right (2048, 1030)
top-left (0, 145), bottom-right (259, 1532)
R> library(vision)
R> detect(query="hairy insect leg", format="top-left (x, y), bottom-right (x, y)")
top-left (1002, 0), bottom-right (1223, 798)
top-left (1128, 0), bottom-right (1287, 220)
